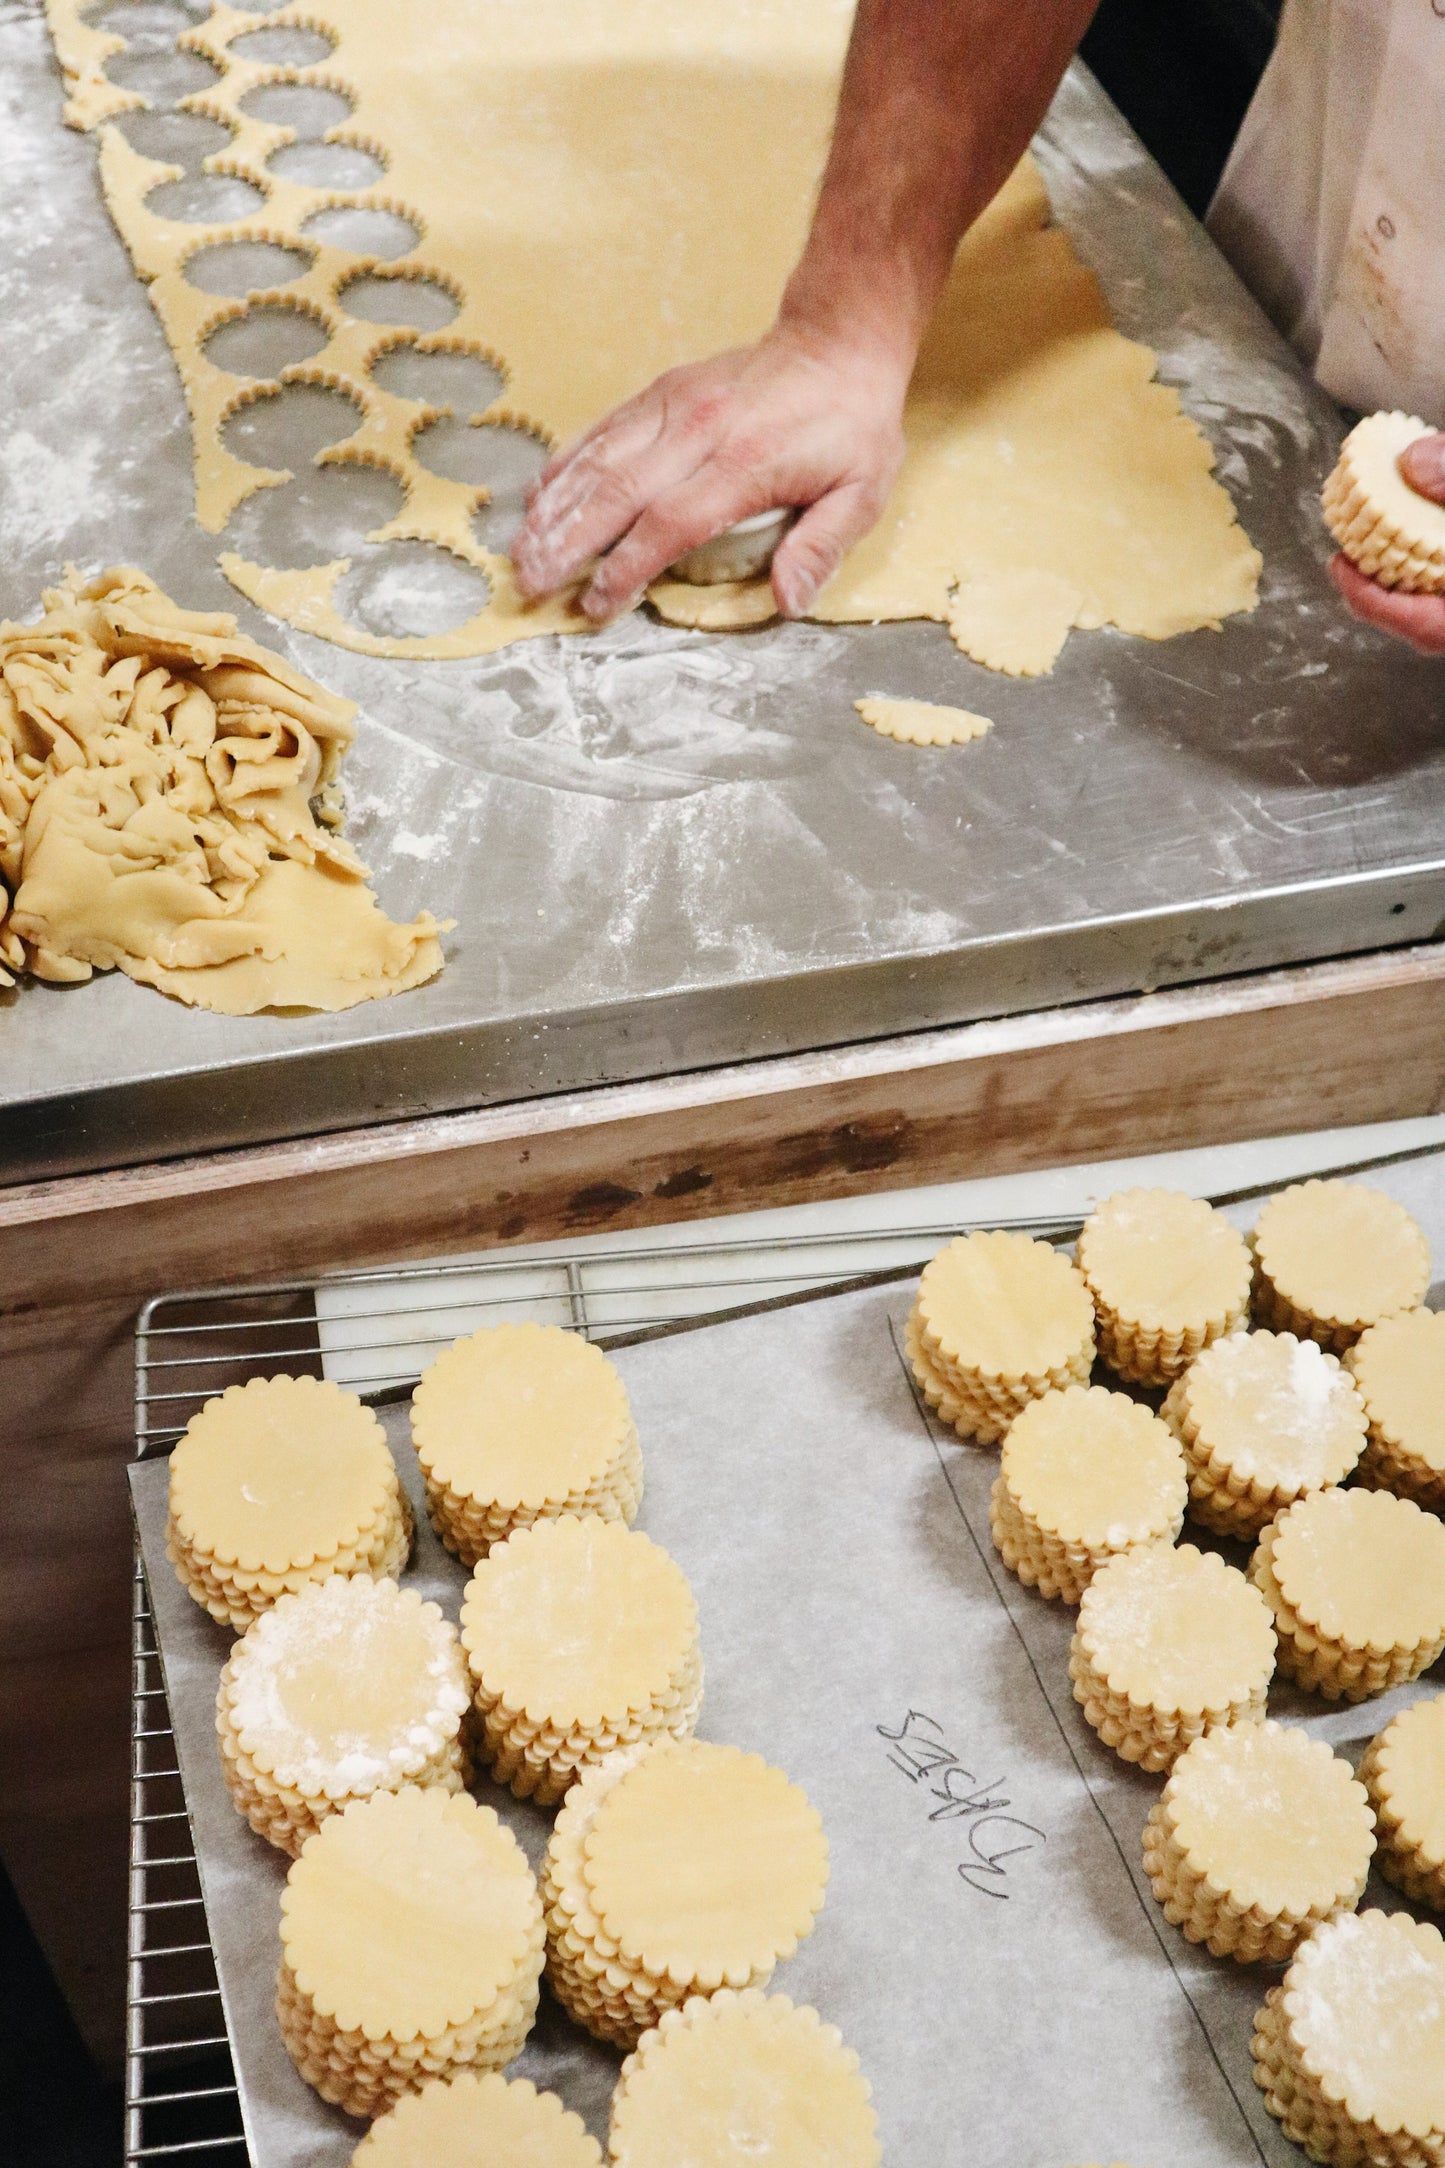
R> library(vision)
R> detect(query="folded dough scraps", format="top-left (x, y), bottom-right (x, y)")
top-left (1322, 410), bottom-right (1445, 593)
top-left (351, 2072), bottom-right (602, 2167)
top-left (0, 565), bottom-right (446, 1010)
top-left (608, 1991), bottom-right (879, 2168)
top-left (854, 696), bottom-right (992, 747)
top-left (946, 569), bottom-right (1084, 676)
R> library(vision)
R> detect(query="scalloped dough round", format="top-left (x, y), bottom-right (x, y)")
top-left (1281, 1911), bottom-right (1445, 2134)
top-left (917, 1231), bottom-right (1096, 1381)
top-left (352, 2072), bottom-right (602, 2166)
top-left (1267, 1487), bottom-right (1445, 1650)
top-left (1076, 1542), bottom-right (1276, 1714)
top-left (1001, 1386), bottom-right (1187, 1547)
top-left (411, 1324), bottom-right (632, 1507)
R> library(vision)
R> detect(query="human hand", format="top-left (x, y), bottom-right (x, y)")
top-left (509, 321), bottom-right (910, 623)
top-left (1329, 430), bottom-right (1445, 656)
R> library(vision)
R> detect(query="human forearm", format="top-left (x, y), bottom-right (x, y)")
top-left (781, 0), bottom-right (1104, 369)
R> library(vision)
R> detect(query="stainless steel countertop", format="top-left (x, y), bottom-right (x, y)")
top-left (2, 1), bottom-right (1443, 1184)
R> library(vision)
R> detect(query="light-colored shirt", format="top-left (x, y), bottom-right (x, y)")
top-left (1207, 0), bottom-right (1445, 419)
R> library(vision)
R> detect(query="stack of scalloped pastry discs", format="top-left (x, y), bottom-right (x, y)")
top-left (411, 1324), bottom-right (642, 1567)
top-left (1360, 1694), bottom-right (1445, 1909)
top-left (1142, 1719), bottom-right (1375, 1962)
top-left (607, 1990), bottom-right (879, 2168)
top-left (1076, 1188), bottom-right (1253, 1386)
top-left (905, 1230), bottom-right (1096, 1443)
top-left (350, 2071), bottom-right (602, 2167)
top-left (459, 1516), bottom-right (701, 1805)
top-left (1250, 1179), bottom-right (1431, 1351)
top-left (1322, 410), bottom-right (1445, 592)
top-left (540, 1738), bottom-right (829, 2048)
top-left (1071, 1542), bottom-right (1276, 1771)
top-left (167, 1375), bottom-right (411, 1631)
top-left (215, 1574), bottom-right (471, 1856)
top-left (1347, 1308), bottom-right (1445, 1509)
top-left (1251, 1486), bottom-right (1445, 1700)
top-left (277, 1786), bottom-right (544, 2119)
top-left (1161, 1330), bottom-right (1368, 1539)
top-left (990, 1385), bottom-right (1187, 1602)
top-left (1253, 1910), bottom-right (1445, 2168)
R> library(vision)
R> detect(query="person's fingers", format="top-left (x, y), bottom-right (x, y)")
top-left (1398, 432), bottom-right (1445, 506)
top-left (771, 476), bottom-right (888, 617)
top-left (512, 410), bottom-right (695, 597)
top-left (1329, 552), bottom-right (1445, 655)
top-left (577, 466), bottom-right (771, 622)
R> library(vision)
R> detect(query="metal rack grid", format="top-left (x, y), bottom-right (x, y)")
top-left (123, 1143), bottom-right (1436, 2165)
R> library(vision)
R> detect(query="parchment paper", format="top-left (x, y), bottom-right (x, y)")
top-left (130, 1281), bottom-right (1442, 2166)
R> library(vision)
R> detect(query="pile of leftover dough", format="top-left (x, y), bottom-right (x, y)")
top-left (0, 566), bottom-right (445, 1010)
top-left (168, 1375), bottom-right (412, 1630)
top-left (411, 1325), bottom-right (643, 1566)
top-left (215, 1574), bottom-right (472, 1855)
top-left (459, 1515), bottom-right (702, 1804)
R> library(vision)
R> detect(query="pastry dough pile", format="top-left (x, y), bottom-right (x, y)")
top-left (540, 1741), bottom-right (829, 2048)
top-left (0, 567), bottom-right (444, 1011)
top-left (1361, 1694), bottom-right (1445, 1909)
top-left (1252, 1912), bottom-right (1445, 2167)
top-left (1161, 1330), bottom-right (1368, 1540)
top-left (1069, 1542), bottom-right (1276, 1772)
top-left (1143, 1720), bottom-right (1374, 1963)
top-left (412, 1326), bottom-right (642, 1566)
top-left (277, 1785), bottom-right (544, 2118)
top-left (216, 1575), bottom-right (471, 1856)
top-left (608, 1991), bottom-right (879, 2168)
top-left (905, 1229), bottom-right (1097, 1444)
top-left (989, 1385), bottom-right (1187, 1604)
top-left (168, 1375), bottom-right (412, 1630)
top-left (1251, 1486), bottom-right (1445, 1701)
top-left (459, 1516), bottom-right (702, 1805)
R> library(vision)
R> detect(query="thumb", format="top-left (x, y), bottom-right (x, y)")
top-left (771, 482), bottom-right (876, 617)
top-left (1398, 431), bottom-right (1445, 505)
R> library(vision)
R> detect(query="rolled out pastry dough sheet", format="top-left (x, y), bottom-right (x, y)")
top-left (51, 0), bottom-right (1261, 663)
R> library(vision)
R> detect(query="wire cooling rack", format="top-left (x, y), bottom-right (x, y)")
top-left (123, 1141), bottom-right (1439, 2164)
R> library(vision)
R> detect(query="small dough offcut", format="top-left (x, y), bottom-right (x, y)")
top-left (947, 568), bottom-right (1084, 676)
top-left (854, 696), bottom-right (993, 746)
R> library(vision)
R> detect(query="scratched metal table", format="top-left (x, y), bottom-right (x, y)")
top-left (2, 0), bottom-right (1444, 1183)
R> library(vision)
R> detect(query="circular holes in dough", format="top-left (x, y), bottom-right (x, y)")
top-left (184, 238), bottom-right (313, 297)
top-left (301, 205), bottom-right (422, 261)
top-left (221, 462), bottom-right (407, 569)
top-left (203, 302), bottom-right (331, 378)
top-left (370, 339), bottom-right (502, 411)
top-left (221, 382), bottom-right (364, 470)
top-left (332, 543), bottom-right (491, 641)
top-left (411, 417), bottom-right (549, 554)
top-left (103, 44), bottom-right (220, 101)
top-left (239, 80), bottom-right (354, 136)
top-left (228, 23), bottom-right (335, 65)
top-left (266, 140), bottom-right (387, 190)
top-left (336, 269), bottom-right (460, 330)
top-left (144, 173), bottom-right (267, 225)
top-left (114, 109), bottom-right (234, 168)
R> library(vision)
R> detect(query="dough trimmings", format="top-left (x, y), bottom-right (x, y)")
top-left (1252, 1911), bottom-right (1445, 2162)
top-left (216, 1574), bottom-right (471, 1853)
top-left (277, 1787), bottom-right (544, 2115)
top-left (854, 696), bottom-right (992, 746)
top-left (1252, 1486), bottom-right (1445, 1700)
top-left (1359, 1694), bottom-right (1445, 1910)
top-left (1322, 410), bottom-right (1445, 594)
top-left (1161, 1330), bottom-right (1367, 1540)
top-left (1250, 1180), bottom-right (1431, 1351)
top-left (946, 568), bottom-right (1084, 677)
top-left (351, 2071), bottom-right (603, 2167)
top-left (47, 1), bottom-right (1259, 661)
top-left (580, 1740), bottom-right (829, 1988)
top-left (1143, 1720), bottom-right (1374, 1963)
top-left (1346, 1307), bottom-right (1445, 1509)
top-left (607, 1990), bottom-right (881, 2168)
top-left (0, 568), bottom-right (445, 1007)
top-left (990, 1385), bottom-right (1187, 1604)
top-left (1071, 1542), bottom-right (1275, 1770)
top-left (412, 1324), bottom-right (641, 1563)
top-left (1077, 1188), bottom-right (1253, 1385)
top-left (459, 1516), bottom-right (701, 1801)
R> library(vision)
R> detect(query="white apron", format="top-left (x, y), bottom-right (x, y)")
top-left (1207, 0), bottom-right (1445, 420)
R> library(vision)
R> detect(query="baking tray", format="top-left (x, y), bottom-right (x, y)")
top-left (127, 1210), bottom-right (1445, 2167)
top-left (4, 0), bottom-right (1445, 1183)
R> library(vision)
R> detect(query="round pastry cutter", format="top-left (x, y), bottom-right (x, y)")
top-left (668, 508), bottom-right (796, 585)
